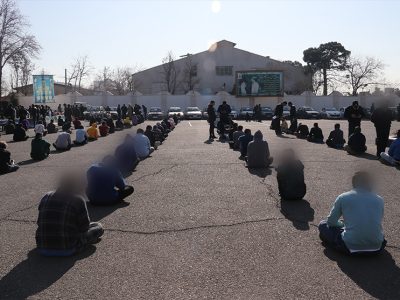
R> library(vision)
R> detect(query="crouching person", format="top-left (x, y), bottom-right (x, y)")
top-left (276, 149), bottom-right (306, 201)
top-left (36, 173), bottom-right (104, 256)
top-left (86, 155), bottom-right (134, 205)
top-left (0, 141), bottom-right (19, 174)
top-left (319, 171), bottom-right (386, 255)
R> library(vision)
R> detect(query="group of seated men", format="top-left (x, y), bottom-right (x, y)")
top-left (227, 124), bottom-right (387, 256)
top-left (225, 124), bottom-right (307, 201)
top-left (293, 122), bottom-right (400, 165)
top-left (35, 118), bottom-right (178, 256)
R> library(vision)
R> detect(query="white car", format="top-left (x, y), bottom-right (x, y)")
top-left (168, 107), bottom-right (184, 119)
top-left (321, 107), bottom-right (341, 119)
top-left (185, 107), bottom-right (202, 120)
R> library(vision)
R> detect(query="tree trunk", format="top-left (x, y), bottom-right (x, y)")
top-left (323, 68), bottom-right (327, 96)
top-left (0, 68), bottom-right (3, 99)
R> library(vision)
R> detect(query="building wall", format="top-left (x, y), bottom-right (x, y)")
top-left (133, 41), bottom-right (311, 96)
top-left (17, 92), bottom-right (400, 113)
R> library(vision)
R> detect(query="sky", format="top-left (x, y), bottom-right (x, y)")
top-left (18, 0), bottom-right (400, 88)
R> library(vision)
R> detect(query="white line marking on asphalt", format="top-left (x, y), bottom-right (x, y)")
top-left (188, 122), bottom-right (192, 127)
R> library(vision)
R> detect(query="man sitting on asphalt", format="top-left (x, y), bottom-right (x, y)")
top-left (13, 123), bottom-right (29, 142)
top-left (232, 125), bottom-right (245, 150)
top-left (144, 125), bottom-right (157, 150)
top-left (295, 123), bottom-right (309, 139)
top-left (31, 133), bottom-right (51, 160)
top-left (319, 171), bottom-right (386, 255)
top-left (34, 120), bottom-right (47, 136)
top-left (246, 130), bottom-right (273, 168)
top-left (86, 155), bottom-right (134, 205)
top-left (132, 128), bottom-right (154, 159)
top-left (238, 129), bottom-right (253, 159)
top-left (99, 121), bottom-right (110, 137)
top-left (115, 134), bottom-right (139, 176)
top-left (5, 120), bottom-right (15, 135)
top-left (53, 129), bottom-right (72, 151)
top-left (47, 119), bottom-right (58, 134)
top-left (326, 123), bottom-right (346, 149)
top-left (0, 141), bottom-right (19, 174)
top-left (307, 123), bottom-right (324, 143)
top-left (36, 173), bottom-right (104, 256)
top-left (115, 118), bottom-right (124, 131)
top-left (344, 126), bottom-right (367, 155)
top-left (106, 117), bottom-right (115, 134)
top-left (73, 118), bottom-right (82, 129)
top-left (380, 129), bottom-right (400, 166)
top-left (276, 149), bottom-right (306, 201)
top-left (87, 123), bottom-right (99, 141)
top-left (74, 125), bottom-right (88, 146)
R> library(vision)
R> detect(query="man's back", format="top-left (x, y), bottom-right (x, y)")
top-left (247, 140), bottom-right (269, 168)
top-left (348, 132), bottom-right (366, 151)
top-left (55, 132), bottom-right (71, 148)
top-left (328, 189), bottom-right (384, 251)
top-left (389, 138), bottom-right (400, 160)
top-left (75, 129), bottom-right (87, 143)
top-left (36, 191), bottom-right (89, 250)
top-left (132, 134), bottom-right (150, 158)
top-left (87, 163), bottom-right (124, 203)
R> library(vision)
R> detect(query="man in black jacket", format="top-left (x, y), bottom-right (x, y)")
top-left (273, 101), bottom-right (287, 135)
top-left (207, 101), bottom-right (216, 140)
top-left (345, 126), bottom-right (367, 155)
top-left (344, 101), bottom-right (365, 137)
top-left (371, 102), bottom-right (392, 157)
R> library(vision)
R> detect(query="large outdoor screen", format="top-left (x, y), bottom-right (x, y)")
top-left (236, 71), bottom-right (283, 97)
top-left (33, 74), bottom-right (55, 103)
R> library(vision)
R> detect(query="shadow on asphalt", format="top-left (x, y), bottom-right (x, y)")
top-left (204, 139), bottom-right (213, 144)
top-left (323, 249), bottom-right (400, 299)
top-left (247, 167), bottom-right (272, 178)
top-left (18, 159), bottom-right (39, 165)
top-left (87, 201), bottom-right (130, 222)
top-left (280, 199), bottom-right (315, 230)
top-left (0, 246), bottom-right (96, 299)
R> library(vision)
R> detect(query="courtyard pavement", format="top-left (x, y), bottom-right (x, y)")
top-left (0, 119), bottom-right (400, 299)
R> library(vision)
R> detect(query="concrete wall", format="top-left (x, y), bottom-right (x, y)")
top-left (18, 92), bottom-right (400, 113)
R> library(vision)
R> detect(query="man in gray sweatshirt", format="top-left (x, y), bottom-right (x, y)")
top-left (246, 130), bottom-right (273, 168)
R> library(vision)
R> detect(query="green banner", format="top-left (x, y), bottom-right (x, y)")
top-left (236, 71), bottom-right (283, 97)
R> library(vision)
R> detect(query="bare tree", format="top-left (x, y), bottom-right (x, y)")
top-left (161, 51), bottom-right (179, 94)
top-left (0, 0), bottom-right (40, 96)
top-left (93, 66), bottom-right (115, 92)
top-left (9, 54), bottom-right (34, 95)
top-left (343, 56), bottom-right (384, 96)
top-left (181, 54), bottom-right (199, 93)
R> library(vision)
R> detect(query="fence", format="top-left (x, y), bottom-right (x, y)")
top-left (17, 91), bottom-right (400, 112)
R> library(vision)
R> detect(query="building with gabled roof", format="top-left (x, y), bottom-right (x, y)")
top-left (133, 40), bottom-right (312, 95)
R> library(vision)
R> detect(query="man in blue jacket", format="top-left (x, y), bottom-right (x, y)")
top-left (380, 130), bottom-right (400, 166)
top-left (87, 156), bottom-right (134, 205)
top-left (319, 171), bottom-right (386, 255)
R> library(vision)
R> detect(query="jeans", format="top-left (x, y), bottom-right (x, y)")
top-left (318, 220), bottom-right (386, 255)
top-left (380, 152), bottom-right (399, 166)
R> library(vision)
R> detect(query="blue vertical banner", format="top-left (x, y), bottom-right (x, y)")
top-left (33, 75), bottom-right (55, 103)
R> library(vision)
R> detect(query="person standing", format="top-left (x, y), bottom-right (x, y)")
top-left (217, 101), bottom-right (231, 138)
top-left (344, 101), bottom-right (365, 137)
top-left (273, 101), bottom-right (287, 136)
top-left (117, 104), bottom-right (122, 120)
top-left (207, 100), bottom-right (216, 140)
top-left (288, 102), bottom-right (297, 133)
top-left (371, 101), bottom-right (392, 157)
top-left (142, 105), bottom-right (148, 120)
top-left (397, 103), bottom-right (400, 122)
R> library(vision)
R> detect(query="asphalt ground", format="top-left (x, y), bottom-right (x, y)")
top-left (0, 119), bottom-right (400, 300)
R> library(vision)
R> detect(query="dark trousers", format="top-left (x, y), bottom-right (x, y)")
top-left (318, 220), bottom-right (386, 256)
top-left (209, 121), bottom-right (215, 138)
top-left (348, 122), bottom-right (360, 137)
top-left (375, 126), bottom-right (390, 156)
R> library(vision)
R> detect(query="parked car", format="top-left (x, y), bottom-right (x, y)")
top-left (239, 107), bottom-right (254, 119)
top-left (185, 107), bottom-right (202, 120)
top-left (261, 106), bottom-right (274, 120)
top-left (297, 106), bottom-right (320, 119)
top-left (108, 107), bottom-right (119, 119)
top-left (320, 107), bottom-right (341, 119)
top-left (83, 105), bottom-right (108, 120)
top-left (147, 107), bottom-right (164, 120)
top-left (230, 106), bottom-right (239, 119)
top-left (168, 107), bottom-right (184, 119)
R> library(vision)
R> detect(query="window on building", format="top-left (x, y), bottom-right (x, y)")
top-left (216, 66), bottom-right (233, 76)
